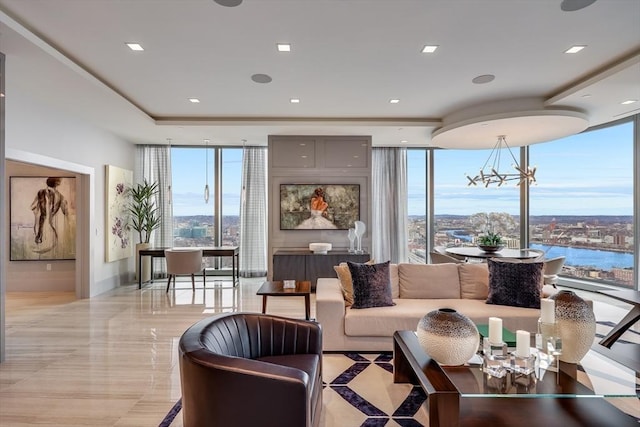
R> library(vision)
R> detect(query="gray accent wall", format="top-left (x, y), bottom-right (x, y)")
top-left (267, 135), bottom-right (372, 280)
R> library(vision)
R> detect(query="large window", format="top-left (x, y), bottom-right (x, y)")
top-left (529, 121), bottom-right (634, 288)
top-left (407, 149), bottom-right (427, 263)
top-left (433, 148), bottom-right (521, 250)
top-left (171, 147), bottom-right (242, 268)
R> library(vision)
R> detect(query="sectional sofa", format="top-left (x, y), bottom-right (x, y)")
top-left (316, 262), bottom-right (557, 352)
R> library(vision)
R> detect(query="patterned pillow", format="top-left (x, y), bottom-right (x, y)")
top-left (334, 259), bottom-right (375, 306)
top-left (486, 258), bottom-right (543, 309)
top-left (347, 261), bottom-right (395, 309)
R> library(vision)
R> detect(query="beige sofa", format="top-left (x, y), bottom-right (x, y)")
top-left (316, 262), bottom-right (556, 352)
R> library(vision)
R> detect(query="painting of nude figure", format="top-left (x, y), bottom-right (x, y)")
top-left (280, 184), bottom-right (359, 230)
top-left (10, 176), bottom-right (76, 260)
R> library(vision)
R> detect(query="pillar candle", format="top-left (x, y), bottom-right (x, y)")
top-left (516, 330), bottom-right (530, 358)
top-left (488, 317), bottom-right (502, 344)
top-left (541, 299), bottom-right (555, 324)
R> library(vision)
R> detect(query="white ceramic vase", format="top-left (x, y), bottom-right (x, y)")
top-left (416, 308), bottom-right (479, 366)
top-left (550, 290), bottom-right (596, 363)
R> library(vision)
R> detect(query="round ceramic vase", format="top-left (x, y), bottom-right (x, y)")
top-left (416, 308), bottom-right (479, 366)
top-left (550, 290), bottom-right (596, 363)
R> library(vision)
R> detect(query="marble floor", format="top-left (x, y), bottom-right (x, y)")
top-left (0, 278), bottom-right (638, 426)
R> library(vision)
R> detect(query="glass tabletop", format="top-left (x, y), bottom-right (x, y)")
top-left (442, 346), bottom-right (638, 398)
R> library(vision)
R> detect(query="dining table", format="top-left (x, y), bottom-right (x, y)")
top-left (445, 246), bottom-right (543, 261)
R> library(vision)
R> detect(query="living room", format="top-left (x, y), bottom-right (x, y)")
top-left (1, 1), bottom-right (639, 426)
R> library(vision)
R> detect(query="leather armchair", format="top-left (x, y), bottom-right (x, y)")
top-left (179, 312), bottom-right (323, 427)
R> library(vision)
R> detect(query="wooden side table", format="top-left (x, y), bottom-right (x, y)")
top-left (256, 280), bottom-right (311, 320)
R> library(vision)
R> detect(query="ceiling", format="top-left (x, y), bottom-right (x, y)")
top-left (0, 0), bottom-right (639, 148)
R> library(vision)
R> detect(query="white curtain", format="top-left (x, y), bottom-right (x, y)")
top-left (239, 147), bottom-right (267, 277)
top-left (372, 147), bottom-right (408, 264)
top-left (135, 145), bottom-right (173, 274)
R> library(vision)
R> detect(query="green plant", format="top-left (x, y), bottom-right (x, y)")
top-left (478, 231), bottom-right (504, 246)
top-left (127, 179), bottom-right (161, 244)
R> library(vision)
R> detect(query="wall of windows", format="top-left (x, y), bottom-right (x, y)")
top-left (529, 121), bottom-right (635, 288)
top-left (432, 148), bottom-right (521, 250)
top-left (407, 116), bottom-right (637, 290)
top-left (171, 147), bottom-right (242, 268)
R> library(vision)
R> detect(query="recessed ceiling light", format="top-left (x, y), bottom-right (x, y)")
top-left (214, 0), bottom-right (243, 7)
top-left (290, 98), bottom-right (300, 103)
top-left (126, 43), bottom-right (144, 51)
top-left (472, 74), bottom-right (495, 84)
top-left (565, 45), bottom-right (586, 54)
top-left (561, 0), bottom-right (597, 12)
top-left (621, 100), bottom-right (637, 105)
top-left (277, 43), bottom-right (291, 52)
top-left (581, 94), bottom-right (592, 98)
top-left (400, 139), bottom-right (408, 143)
top-left (389, 99), bottom-right (400, 104)
top-left (421, 45), bottom-right (438, 53)
top-left (188, 98), bottom-right (200, 103)
top-left (251, 73), bottom-right (272, 83)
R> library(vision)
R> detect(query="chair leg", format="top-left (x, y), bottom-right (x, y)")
top-left (166, 275), bottom-right (173, 293)
top-left (191, 274), bottom-right (195, 291)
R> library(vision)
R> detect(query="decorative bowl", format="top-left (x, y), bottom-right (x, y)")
top-left (477, 244), bottom-right (504, 253)
top-left (309, 242), bottom-right (332, 254)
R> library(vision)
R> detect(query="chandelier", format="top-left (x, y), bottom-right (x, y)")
top-left (465, 135), bottom-right (536, 187)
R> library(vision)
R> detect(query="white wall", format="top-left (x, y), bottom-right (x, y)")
top-left (4, 86), bottom-right (136, 296)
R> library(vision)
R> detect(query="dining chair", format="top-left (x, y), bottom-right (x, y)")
top-left (165, 248), bottom-right (204, 292)
top-left (542, 256), bottom-right (566, 288)
top-left (434, 246), bottom-right (466, 261)
top-left (430, 251), bottom-right (465, 264)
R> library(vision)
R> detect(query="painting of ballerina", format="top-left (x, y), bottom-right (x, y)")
top-left (280, 184), bottom-right (360, 230)
top-left (10, 176), bottom-right (77, 260)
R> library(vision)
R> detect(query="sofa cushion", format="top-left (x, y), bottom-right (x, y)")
top-left (458, 263), bottom-right (489, 299)
top-left (486, 258), bottom-right (544, 309)
top-left (398, 263), bottom-right (461, 299)
top-left (344, 299), bottom-right (541, 337)
top-left (334, 259), bottom-right (381, 306)
top-left (348, 261), bottom-right (395, 309)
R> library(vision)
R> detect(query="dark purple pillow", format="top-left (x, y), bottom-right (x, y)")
top-left (347, 261), bottom-right (395, 309)
top-left (486, 258), bottom-right (543, 309)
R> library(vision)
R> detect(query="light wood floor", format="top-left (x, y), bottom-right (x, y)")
top-left (0, 278), bottom-right (637, 426)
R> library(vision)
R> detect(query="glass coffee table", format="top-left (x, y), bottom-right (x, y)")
top-left (393, 330), bottom-right (638, 427)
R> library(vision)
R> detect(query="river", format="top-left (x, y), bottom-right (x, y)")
top-left (529, 244), bottom-right (633, 270)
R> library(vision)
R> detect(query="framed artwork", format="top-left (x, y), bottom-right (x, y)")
top-left (280, 184), bottom-right (360, 230)
top-left (105, 165), bottom-right (133, 262)
top-left (10, 176), bottom-right (77, 260)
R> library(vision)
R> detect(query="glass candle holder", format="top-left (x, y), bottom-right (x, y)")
top-left (483, 337), bottom-right (509, 378)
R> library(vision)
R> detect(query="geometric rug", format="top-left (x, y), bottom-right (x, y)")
top-left (160, 322), bottom-right (638, 427)
top-left (160, 352), bottom-right (429, 427)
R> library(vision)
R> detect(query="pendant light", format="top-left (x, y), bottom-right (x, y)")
top-left (204, 139), bottom-right (210, 203)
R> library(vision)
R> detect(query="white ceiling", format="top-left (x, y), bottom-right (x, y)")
top-left (0, 0), bottom-right (639, 148)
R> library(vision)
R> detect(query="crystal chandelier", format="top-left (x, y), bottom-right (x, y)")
top-left (465, 135), bottom-right (536, 187)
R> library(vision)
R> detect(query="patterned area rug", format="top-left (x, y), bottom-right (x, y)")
top-left (160, 352), bottom-right (428, 427)
top-left (160, 321), bottom-right (639, 427)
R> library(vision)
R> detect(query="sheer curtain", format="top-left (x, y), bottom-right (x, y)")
top-left (372, 147), bottom-right (408, 263)
top-left (135, 145), bottom-right (173, 274)
top-left (239, 147), bottom-right (267, 277)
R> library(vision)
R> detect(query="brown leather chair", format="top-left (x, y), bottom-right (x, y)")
top-left (179, 312), bottom-right (323, 427)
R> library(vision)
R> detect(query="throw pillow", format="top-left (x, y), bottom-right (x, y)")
top-left (486, 258), bottom-right (543, 309)
top-left (458, 263), bottom-right (489, 299)
top-left (347, 260), bottom-right (395, 309)
top-left (334, 259), bottom-right (375, 306)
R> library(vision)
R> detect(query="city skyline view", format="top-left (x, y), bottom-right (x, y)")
top-left (170, 121), bottom-right (632, 218)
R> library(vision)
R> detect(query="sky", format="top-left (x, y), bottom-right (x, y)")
top-left (170, 120), bottom-right (634, 217)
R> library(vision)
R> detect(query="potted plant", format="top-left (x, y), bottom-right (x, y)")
top-left (127, 179), bottom-right (161, 281)
top-left (477, 231), bottom-right (504, 253)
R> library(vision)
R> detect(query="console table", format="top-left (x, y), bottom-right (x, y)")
top-left (138, 246), bottom-right (239, 289)
top-left (272, 250), bottom-right (370, 290)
